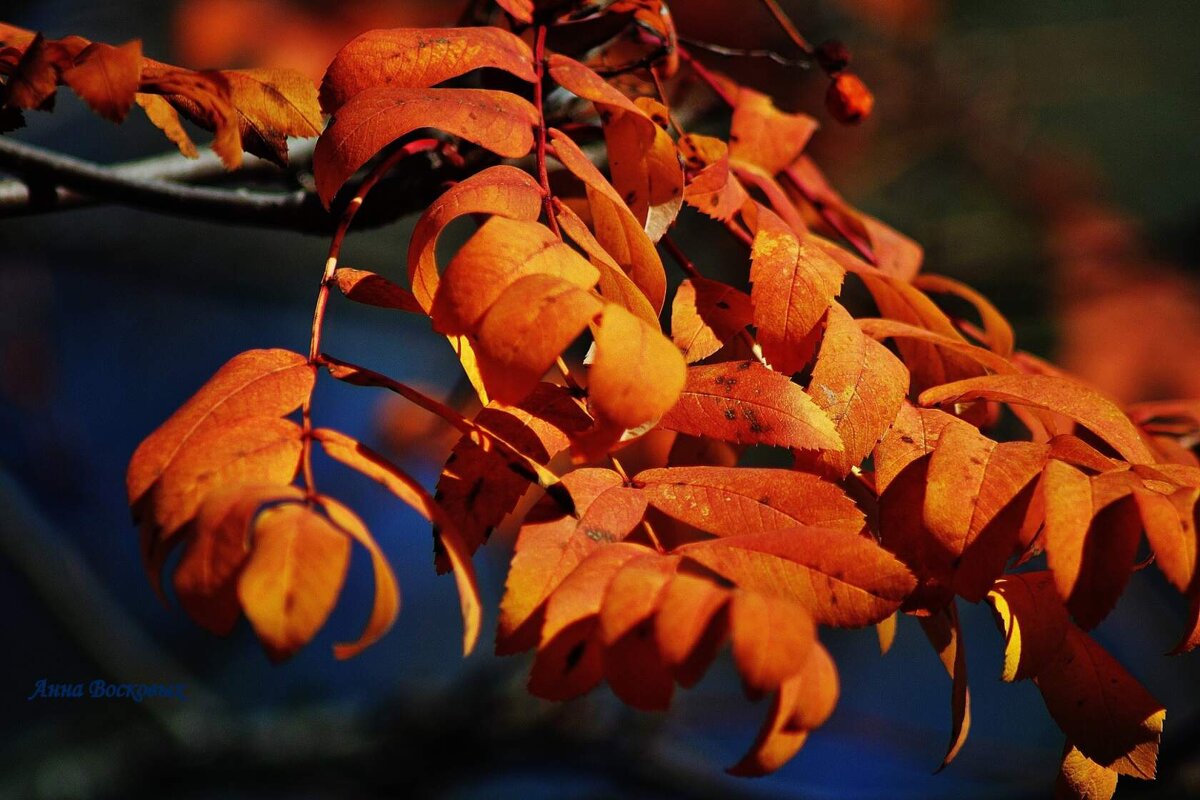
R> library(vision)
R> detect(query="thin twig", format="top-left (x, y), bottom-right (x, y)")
top-left (677, 35), bottom-right (811, 68)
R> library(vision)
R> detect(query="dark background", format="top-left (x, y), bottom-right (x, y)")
top-left (1, 1), bottom-right (1198, 797)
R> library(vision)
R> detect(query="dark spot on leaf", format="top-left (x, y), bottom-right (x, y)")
top-left (737, 361), bottom-right (752, 370)
top-left (742, 407), bottom-right (768, 434)
top-left (723, 408), bottom-right (737, 421)
top-left (585, 527), bottom-right (616, 543)
top-left (565, 640), bottom-right (587, 671)
top-left (900, 435), bottom-right (915, 444)
top-left (716, 300), bottom-right (730, 310)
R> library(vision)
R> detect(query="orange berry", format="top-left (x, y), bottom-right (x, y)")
top-left (825, 72), bottom-right (874, 124)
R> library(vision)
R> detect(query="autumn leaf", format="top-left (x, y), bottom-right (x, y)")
top-left (679, 526), bottom-right (916, 628)
top-left (334, 268), bottom-right (422, 313)
top-left (497, 469), bottom-right (647, 654)
top-left (174, 482), bottom-right (304, 635)
top-left (237, 502), bottom-right (351, 662)
top-left (680, 134), bottom-right (750, 222)
top-left (730, 85), bottom-right (819, 176)
top-left (919, 603), bottom-right (971, 771)
top-left (748, 206), bottom-right (844, 375)
top-left (528, 542), bottom-right (651, 701)
top-left (1035, 623), bottom-right (1165, 777)
top-left (1056, 745), bottom-right (1119, 800)
top-left (802, 303), bottom-right (909, 477)
top-left (633, 466), bottom-right (864, 538)
top-left (223, 68), bottom-right (322, 166)
top-left (659, 361), bottom-right (842, 451)
top-left (728, 589), bottom-right (816, 693)
top-left (549, 128), bottom-right (667, 311)
top-left (62, 40), bottom-right (142, 122)
top-left (654, 567), bottom-right (732, 687)
top-left (670, 276), bottom-right (753, 364)
top-left (986, 570), bottom-right (1070, 682)
top-left (598, 553), bottom-right (680, 710)
top-left (873, 403), bottom-right (968, 493)
top-left (319, 27), bottom-right (536, 114)
top-left (588, 302), bottom-right (686, 431)
top-left (314, 87), bottom-right (538, 207)
top-left (920, 374), bottom-right (1155, 465)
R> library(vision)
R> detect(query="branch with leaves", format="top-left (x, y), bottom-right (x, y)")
top-left (2, 3), bottom-right (1197, 796)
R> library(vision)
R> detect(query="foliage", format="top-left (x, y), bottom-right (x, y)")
top-left (3, 3), bottom-right (1197, 794)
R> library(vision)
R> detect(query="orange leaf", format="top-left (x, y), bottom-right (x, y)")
top-left (135, 93), bottom-right (199, 158)
top-left (149, 416), bottom-right (304, 545)
top-left (919, 603), bottom-right (971, 771)
top-left (913, 273), bottom-right (1015, 357)
top-left (924, 424), bottom-right (1047, 601)
top-left (174, 482), bottom-right (304, 635)
top-left (494, 0), bottom-right (534, 23)
top-left (475, 274), bottom-right (604, 404)
top-left (140, 66), bottom-right (243, 168)
top-left (730, 86), bottom-right (818, 176)
top-left (986, 570), bottom-right (1070, 682)
top-left (237, 502), bottom-right (350, 662)
top-left (127, 348), bottom-right (314, 511)
top-left (528, 542), bottom-right (652, 701)
top-left (313, 427), bottom-right (440, 521)
top-left (223, 68), bottom-right (322, 166)
top-left (920, 375), bottom-right (1154, 465)
top-left (729, 590), bottom-right (816, 693)
top-left (659, 361), bottom-right (841, 451)
top-left (322, 495), bottom-right (402, 660)
top-left (436, 384), bottom-right (589, 557)
top-left (431, 217), bottom-right (598, 336)
top-left (549, 128), bottom-right (667, 311)
top-left (497, 469), bottom-right (647, 653)
top-left (1043, 462), bottom-right (1143, 629)
top-left (314, 87), bottom-right (537, 206)
top-left (803, 303), bottom-right (909, 477)
top-left (748, 207), bottom-right (844, 375)
top-left (62, 40), bottom-right (142, 122)
top-left (407, 165), bottom-right (543, 312)
top-left (679, 526), bottom-right (916, 628)
top-left (873, 403), bottom-right (968, 493)
top-left (1134, 486), bottom-right (1198, 594)
top-left (553, 199), bottom-right (660, 326)
top-left (670, 276), bottom-right (753, 364)
top-left (633, 466), bottom-right (864, 537)
top-left (599, 553), bottom-right (680, 710)
top-left (680, 133), bottom-right (750, 222)
top-left (1035, 624), bottom-right (1165, 777)
top-left (588, 303), bottom-right (686, 431)
top-left (727, 640), bottom-right (839, 777)
top-left (319, 27), bottom-right (536, 114)
top-left (654, 567), bottom-right (732, 687)
top-left (1056, 744), bottom-right (1119, 800)
top-left (334, 268), bottom-right (422, 313)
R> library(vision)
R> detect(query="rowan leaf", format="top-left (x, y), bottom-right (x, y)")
top-left (436, 384), bottom-right (589, 557)
top-left (322, 496), bottom-right (402, 660)
top-left (680, 134), bottom-right (750, 222)
top-left (670, 276), bottom-right (753, 364)
top-left (136, 93), bottom-right (199, 158)
top-left (730, 85), bottom-right (818, 176)
top-left (475, 274), bottom-right (604, 404)
top-left (1134, 486), bottom-right (1198, 594)
top-left (919, 603), bottom-right (971, 771)
top-left (529, 542), bottom-right (652, 701)
top-left (223, 68), bottom-right (322, 166)
top-left (920, 375), bottom-right (1154, 465)
top-left (679, 526), bottom-right (916, 628)
top-left (319, 27), bottom-right (536, 114)
top-left (986, 570), bottom-right (1070, 682)
top-left (659, 361), bottom-right (841, 451)
top-left (729, 590), bottom-right (816, 693)
top-left (549, 128), bottom-right (667, 311)
top-left (313, 427), bottom-right (440, 522)
top-left (314, 87), bottom-right (538, 207)
top-left (913, 273), bottom-right (1016, 357)
top-left (654, 567), bottom-right (732, 687)
top-left (1035, 624), bottom-right (1165, 777)
top-left (873, 403), bottom-right (968, 493)
top-left (334, 268), bottom-right (422, 312)
top-left (924, 424), bottom-right (1047, 601)
top-left (633, 466), bottom-right (864, 537)
top-left (599, 553), bottom-right (680, 710)
top-left (237, 502), bottom-right (351, 662)
top-left (748, 207), bottom-right (844, 375)
top-left (62, 40), bottom-right (142, 122)
top-left (803, 304), bottom-right (909, 477)
top-left (174, 482), bottom-right (304, 635)
top-left (1056, 745), bottom-right (1119, 800)
top-left (127, 348), bottom-right (314, 512)
top-left (1043, 462), bottom-right (1143, 630)
top-left (432, 216), bottom-right (598, 337)
top-left (497, 469), bottom-right (647, 654)
top-left (588, 303), bottom-right (686, 431)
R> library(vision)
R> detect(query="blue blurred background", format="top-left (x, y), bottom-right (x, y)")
top-left (1, 0), bottom-right (1198, 797)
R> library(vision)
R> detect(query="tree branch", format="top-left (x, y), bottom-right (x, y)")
top-left (0, 137), bottom-right (469, 234)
